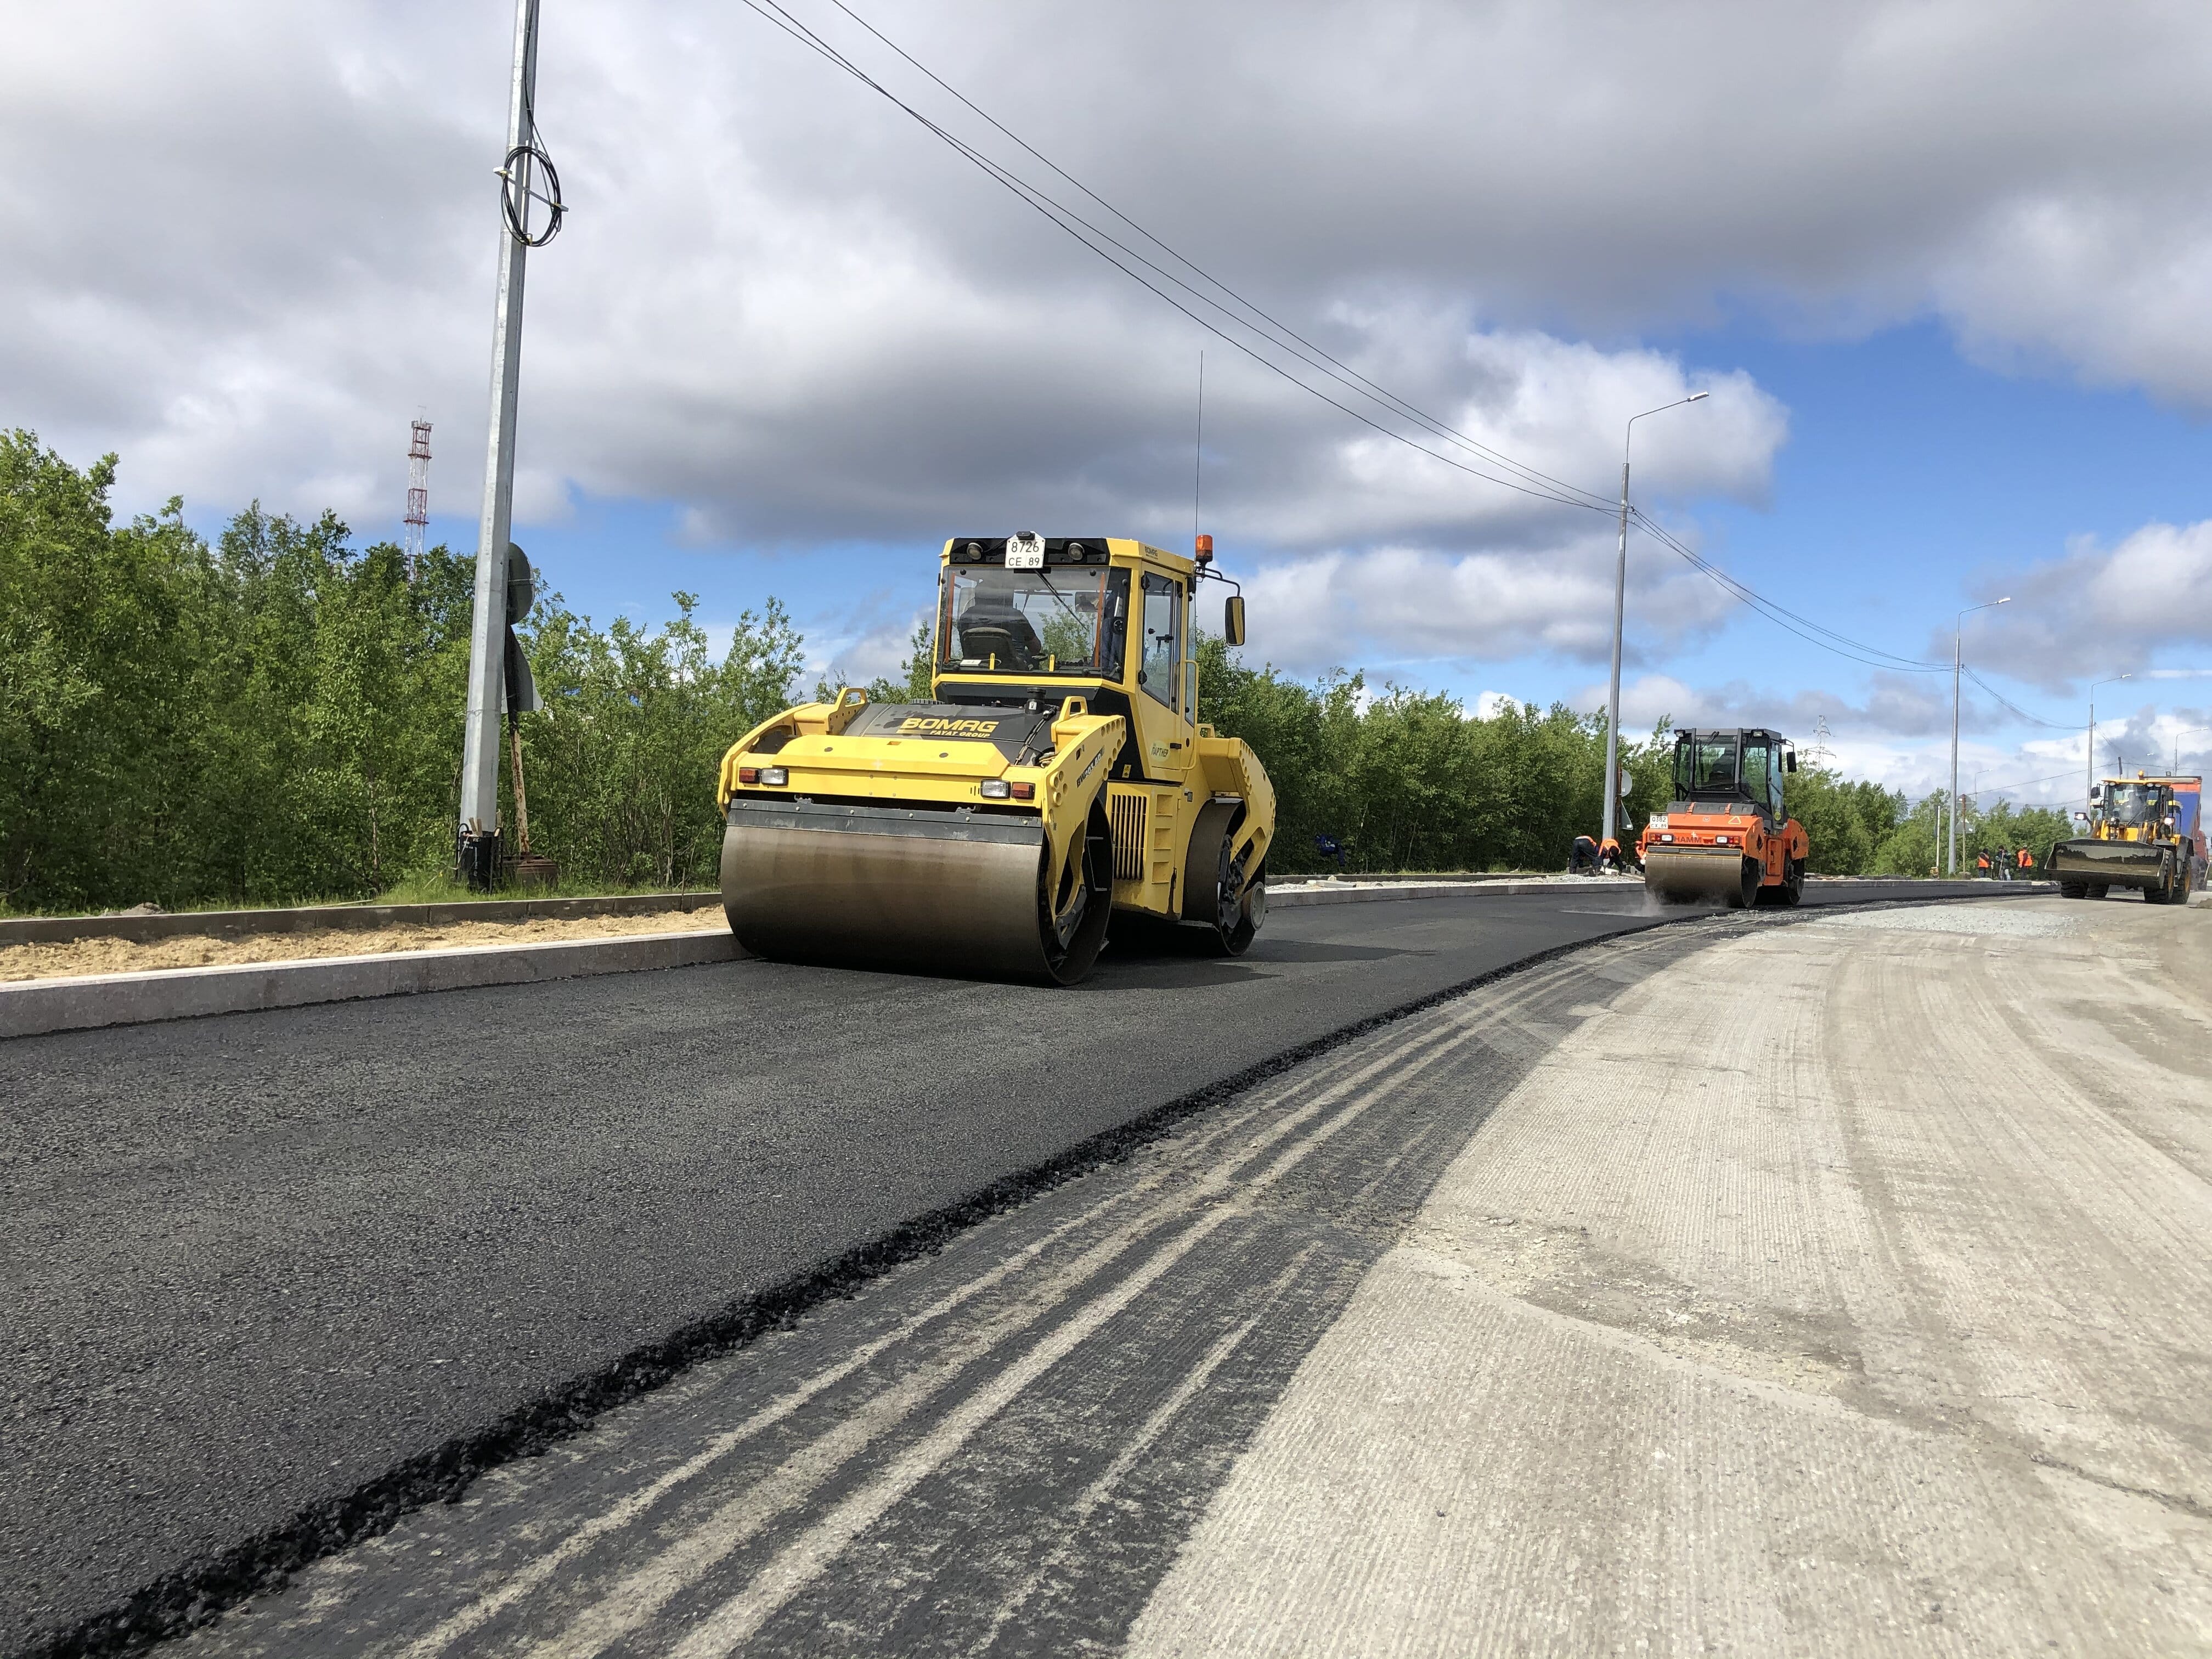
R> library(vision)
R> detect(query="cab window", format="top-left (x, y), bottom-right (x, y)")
top-left (1743, 741), bottom-right (1773, 816)
top-left (1138, 572), bottom-right (1182, 709)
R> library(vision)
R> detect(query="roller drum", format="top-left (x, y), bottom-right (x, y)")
top-left (721, 796), bottom-right (1110, 984)
top-left (1644, 849), bottom-right (1758, 908)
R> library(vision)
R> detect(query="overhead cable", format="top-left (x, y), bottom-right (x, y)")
top-left (813, 0), bottom-right (1621, 514)
top-left (740, 0), bottom-right (1611, 514)
top-left (1627, 508), bottom-right (1947, 674)
top-left (1958, 665), bottom-right (2088, 731)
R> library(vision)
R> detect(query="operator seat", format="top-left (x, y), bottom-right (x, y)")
top-left (958, 600), bottom-right (1044, 669)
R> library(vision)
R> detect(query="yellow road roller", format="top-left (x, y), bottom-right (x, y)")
top-left (715, 533), bottom-right (1276, 983)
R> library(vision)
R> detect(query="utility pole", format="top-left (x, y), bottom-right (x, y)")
top-left (458, 0), bottom-right (563, 889)
top-left (1604, 392), bottom-right (1707, 851)
top-left (1949, 597), bottom-right (2007, 876)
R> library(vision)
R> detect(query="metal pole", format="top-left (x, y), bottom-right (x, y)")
top-left (459, 0), bottom-right (540, 888)
top-left (1949, 629), bottom-right (1961, 876)
top-left (1602, 458), bottom-right (1628, 849)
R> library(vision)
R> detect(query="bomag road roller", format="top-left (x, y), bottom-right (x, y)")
top-left (2048, 772), bottom-right (2203, 904)
top-left (1638, 726), bottom-right (1810, 908)
top-left (715, 533), bottom-right (1275, 984)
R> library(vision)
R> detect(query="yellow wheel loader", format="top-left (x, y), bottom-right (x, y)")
top-left (2049, 773), bottom-right (2203, 904)
top-left (715, 533), bottom-right (1276, 984)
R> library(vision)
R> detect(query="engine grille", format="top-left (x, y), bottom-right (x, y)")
top-left (1110, 792), bottom-right (1147, 882)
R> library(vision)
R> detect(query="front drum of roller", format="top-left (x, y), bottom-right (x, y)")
top-left (1644, 849), bottom-right (1758, 909)
top-left (720, 795), bottom-right (1111, 984)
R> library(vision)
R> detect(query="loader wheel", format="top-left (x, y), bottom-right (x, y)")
top-left (2058, 881), bottom-right (2087, 900)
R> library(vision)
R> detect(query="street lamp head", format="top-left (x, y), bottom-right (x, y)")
top-left (1686, 391), bottom-right (1709, 403)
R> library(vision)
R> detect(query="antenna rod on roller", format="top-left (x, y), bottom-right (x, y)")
top-left (1193, 351), bottom-right (1204, 551)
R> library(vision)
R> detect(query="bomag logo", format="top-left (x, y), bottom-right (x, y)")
top-left (896, 716), bottom-right (1001, 738)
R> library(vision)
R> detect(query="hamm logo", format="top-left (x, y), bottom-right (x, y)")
top-left (897, 716), bottom-right (1002, 738)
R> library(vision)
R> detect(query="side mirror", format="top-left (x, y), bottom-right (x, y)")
top-left (1784, 750), bottom-right (1797, 774)
top-left (1223, 595), bottom-right (1246, 647)
top-left (2089, 785), bottom-right (2103, 803)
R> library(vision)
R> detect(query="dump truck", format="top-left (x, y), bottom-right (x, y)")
top-left (1638, 727), bottom-right (1809, 907)
top-left (715, 533), bottom-right (1275, 984)
top-left (2049, 773), bottom-right (2203, 904)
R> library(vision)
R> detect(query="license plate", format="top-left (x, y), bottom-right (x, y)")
top-left (1005, 533), bottom-right (1045, 569)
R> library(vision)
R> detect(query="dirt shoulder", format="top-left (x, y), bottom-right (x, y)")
top-left (0, 906), bottom-right (727, 983)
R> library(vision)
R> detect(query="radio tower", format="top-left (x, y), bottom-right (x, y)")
top-left (403, 419), bottom-right (433, 580)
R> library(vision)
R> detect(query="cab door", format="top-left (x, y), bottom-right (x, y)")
top-left (1113, 568), bottom-right (1194, 915)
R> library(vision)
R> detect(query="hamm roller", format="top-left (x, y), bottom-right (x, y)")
top-left (1638, 727), bottom-right (1810, 909)
top-left (716, 533), bottom-right (1275, 984)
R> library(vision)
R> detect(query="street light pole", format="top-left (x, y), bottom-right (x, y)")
top-left (1949, 597), bottom-right (2008, 876)
top-left (1605, 391), bottom-right (1708, 852)
top-left (2087, 674), bottom-right (2130, 808)
top-left (2175, 726), bottom-right (2210, 772)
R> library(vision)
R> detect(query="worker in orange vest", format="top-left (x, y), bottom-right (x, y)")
top-left (1974, 849), bottom-right (1991, 878)
top-left (2016, 845), bottom-right (2034, 876)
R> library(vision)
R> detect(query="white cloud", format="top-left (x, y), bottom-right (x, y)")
top-left (11, 0), bottom-right (2212, 717)
top-left (1960, 520), bottom-right (2212, 692)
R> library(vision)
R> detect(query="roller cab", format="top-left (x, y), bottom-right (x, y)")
top-left (716, 533), bottom-right (1275, 983)
top-left (1639, 728), bottom-right (1809, 908)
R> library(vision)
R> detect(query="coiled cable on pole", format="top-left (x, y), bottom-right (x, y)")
top-left (500, 140), bottom-right (565, 247)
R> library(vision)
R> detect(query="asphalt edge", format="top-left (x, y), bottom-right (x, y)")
top-left (18, 890), bottom-right (2051, 1657)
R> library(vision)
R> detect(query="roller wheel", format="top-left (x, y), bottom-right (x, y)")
top-left (1726, 857), bottom-right (1759, 910)
top-left (1753, 855), bottom-right (1804, 908)
top-left (1204, 838), bottom-right (1261, 955)
top-left (1039, 795), bottom-right (1116, 982)
top-left (2058, 881), bottom-right (2087, 900)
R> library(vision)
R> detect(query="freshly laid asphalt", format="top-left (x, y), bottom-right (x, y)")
top-left (0, 878), bottom-right (2015, 1653)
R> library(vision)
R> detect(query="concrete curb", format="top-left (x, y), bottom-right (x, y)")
top-left (0, 890), bottom-right (723, 948)
top-left (0, 929), bottom-right (740, 1041)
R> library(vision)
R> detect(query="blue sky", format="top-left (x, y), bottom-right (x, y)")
top-left (386, 311), bottom-right (2212, 806)
top-left (18, 2), bottom-right (2212, 808)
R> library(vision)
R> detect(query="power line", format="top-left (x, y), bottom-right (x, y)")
top-left (1626, 508), bottom-right (1947, 673)
top-left (1957, 665), bottom-right (2087, 731)
top-left (812, 0), bottom-right (1622, 514)
top-left (740, 0), bottom-right (1612, 515)
top-left (1973, 768), bottom-right (2081, 798)
top-left (745, 0), bottom-right (2112, 717)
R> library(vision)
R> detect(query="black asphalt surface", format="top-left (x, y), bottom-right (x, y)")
top-left (188, 927), bottom-right (1712, 1659)
top-left (0, 878), bottom-right (2015, 1653)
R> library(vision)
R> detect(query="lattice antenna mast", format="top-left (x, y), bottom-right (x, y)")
top-left (1807, 713), bottom-right (1833, 767)
top-left (403, 420), bottom-right (432, 581)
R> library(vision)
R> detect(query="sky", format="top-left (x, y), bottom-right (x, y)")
top-left (8, 0), bottom-right (2212, 808)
